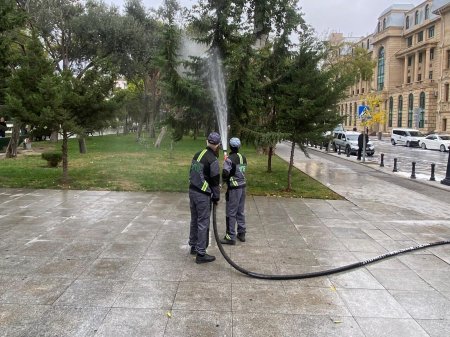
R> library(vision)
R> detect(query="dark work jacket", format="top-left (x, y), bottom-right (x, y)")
top-left (358, 133), bottom-right (369, 147)
top-left (222, 151), bottom-right (247, 189)
top-left (189, 147), bottom-right (220, 201)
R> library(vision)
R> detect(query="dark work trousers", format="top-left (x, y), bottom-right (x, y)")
top-left (225, 188), bottom-right (246, 240)
top-left (189, 189), bottom-right (211, 255)
top-left (357, 146), bottom-right (362, 160)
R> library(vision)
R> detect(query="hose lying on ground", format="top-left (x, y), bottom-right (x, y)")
top-left (212, 204), bottom-right (450, 280)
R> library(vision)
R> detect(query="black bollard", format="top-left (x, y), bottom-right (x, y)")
top-left (430, 163), bottom-right (436, 181)
top-left (380, 153), bottom-right (385, 167)
top-left (346, 147), bottom-right (350, 157)
top-left (338, 145), bottom-right (341, 155)
top-left (410, 162), bottom-right (416, 179)
top-left (393, 158), bottom-right (398, 172)
top-left (441, 145), bottom-right (450, 186)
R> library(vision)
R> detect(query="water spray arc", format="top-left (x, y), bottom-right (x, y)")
top-left (207, 50), bottom-right (228, 158)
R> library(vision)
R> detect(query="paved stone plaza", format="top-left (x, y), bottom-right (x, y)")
top-left (1, 142), bottom-right (449, 336)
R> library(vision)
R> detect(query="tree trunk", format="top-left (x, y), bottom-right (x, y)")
top-left (267, 146), bottom-right (273, 173)
top-left (62, 130), bottom-right (69, 184)
top-left (50, 131), bottom-right (58, 142)
top-left (78, 137), bottom-right (87, 154)
top-left (155, 126), bottom-right (167, 148)
top-left (5, 123), bottom-right (20, 158)
top-left (287, 141), bottom-right (296, 191)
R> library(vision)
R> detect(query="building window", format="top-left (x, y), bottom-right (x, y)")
top-left (415, 10), bottom-right (419, 25)
top-left (418, 74), bottom-right (422, 81)
top-left (419, 52), bottom-right (423, 63)
top-left (425, 4), bottom-right (430, 20)
top-left (407, 36), bottom-right (413, 47)
top-left (408, 56), bottom-right (412, 66)
top-left (407, 76), bottom-right (411, 84)
top-left (419, 92), bottom-right (425, 128)
top-left (378, 21), bottom-right (381, 33)
top-left (362, 88), bottom-right (365, 94)
top-left (429, 71), bottom-right (433, 80)
top-left (398, 95), bottom-right (403, 127)
top-left (367, 39), bottom-right (370, 49)
top-left (377, 47), bottom-right (385, 91)
top-left (406, 16), bottom-right (410, 29)
top-left (445, 83), bottom-right (449, 101)
top-left (430, 48), bottom-right (435, 60)
top-left (383, 18), bottom-right (386, 30)
top-left (354, 102), bottom-right (357, 126)
top-left (418, 31), bottom-right (423, 42)
top-left (448, 51), bottom-right (450, 68)
top-left (408, 93), bottom-right (414, 128)
top-left (443, 118), bottom-right (448, 131)
top-left (428, 26), bottom-right (435, 38)
top-left (389, 97), bottom-right (393, 127)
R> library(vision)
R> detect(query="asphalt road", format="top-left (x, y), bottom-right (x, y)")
top-left (310, 146), bottom-right (450, 203)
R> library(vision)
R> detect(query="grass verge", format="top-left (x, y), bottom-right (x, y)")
top-left (0, 133), bottom-right (342, 199)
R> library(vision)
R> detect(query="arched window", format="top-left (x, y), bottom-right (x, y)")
top-left (389, 97), bottom-right (394, 127)
top-left (406, 16), bottom-right (410, 29)
top-left (425, 4), bottom-right (430, 20)
top-left (377, 47), bottom-right (385, 91)
top-left (415, 10), bottom-right (419, 25)
top-left (398, 95), bottom-right (403, 127)
top-left (419, 92), bottom-right (425, 128)
top-left (408, 93), bottom-right (414, 127)
top-left (383, 18), bottom-right (386, 30)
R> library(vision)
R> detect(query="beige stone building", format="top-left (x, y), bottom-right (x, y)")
top-left (337, 0), bottom-right (450, 134)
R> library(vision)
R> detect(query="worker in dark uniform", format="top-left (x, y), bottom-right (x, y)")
top-left (357, 128), bottom-right (369, 160)
top-left (188, 132), bottom-right (221, 264)
top-left (220, 137), bottom-right (247, 245)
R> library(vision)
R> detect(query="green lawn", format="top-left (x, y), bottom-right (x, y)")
top-left (0, 133), bottom-right (342, 199)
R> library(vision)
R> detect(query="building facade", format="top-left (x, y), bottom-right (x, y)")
top-left (337, 0), bottom-right (450, 134)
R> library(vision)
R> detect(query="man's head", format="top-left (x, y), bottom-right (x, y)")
top-left (207, 132), bottom-right (221, 152)
top-left (229, 137), bottom-right (241, 152)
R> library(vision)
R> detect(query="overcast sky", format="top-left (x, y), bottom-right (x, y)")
top-left (105, 0), bottom-right (423, 38)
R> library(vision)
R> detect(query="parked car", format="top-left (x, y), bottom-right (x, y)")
top-left (419, 134), bottom-right (450, 152)
top-left (333, 130), bottom-right (375, 156)
top-left (390, 128), bottom-right (425, 147)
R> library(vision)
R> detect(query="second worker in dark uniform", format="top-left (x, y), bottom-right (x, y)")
top-left (220, 137), bottom-right (247, 245)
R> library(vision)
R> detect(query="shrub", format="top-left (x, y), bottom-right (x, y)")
top-left (41, 152), bottom-right (62, 167)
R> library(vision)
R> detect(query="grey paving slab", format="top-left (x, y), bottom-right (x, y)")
top-left (356, 317), bottom-right (430, 337)
top-left (1, 142), bottom-right (450, 336)
top-left (92, 308), bottom-right (167, 337)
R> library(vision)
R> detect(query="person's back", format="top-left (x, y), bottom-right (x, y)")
top-left (188, 132), bottom-right (221, 264)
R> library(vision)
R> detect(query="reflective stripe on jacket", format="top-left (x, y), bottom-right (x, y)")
top-left (189, 147), bottom-right (221, 200)
top-left (222, 152), bottom-right (247, 189)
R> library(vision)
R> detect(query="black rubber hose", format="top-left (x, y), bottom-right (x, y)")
top-left (212, 204), bottom-right (450, 280)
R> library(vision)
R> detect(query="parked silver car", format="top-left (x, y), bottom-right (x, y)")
top-left (333, 131), bottom-right (375, 156)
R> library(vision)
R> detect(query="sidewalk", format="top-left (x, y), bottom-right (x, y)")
top-left (0, 144), bottom-right (449, 336)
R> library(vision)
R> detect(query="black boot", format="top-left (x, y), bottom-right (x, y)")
top-left (190, 246), bottom-right (196, 255)
top-left (220, 234), bottom-right (236, 245)
top-left (196, 253), bottom-right (216, 264)
top-left (237, 233), bottom-right (246, 242)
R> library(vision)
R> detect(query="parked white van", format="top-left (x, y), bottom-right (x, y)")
top-left (390, 128), bottom-right (425, 147)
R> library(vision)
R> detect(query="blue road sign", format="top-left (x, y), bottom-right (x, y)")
top-left (358, 105), bottom-right (369, 118)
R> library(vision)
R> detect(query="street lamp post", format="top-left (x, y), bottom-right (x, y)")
top-left (441, 145), bottom-right (450, 186)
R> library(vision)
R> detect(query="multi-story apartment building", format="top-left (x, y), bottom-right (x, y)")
top-left (337, 0), bottom-right (450, 134)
